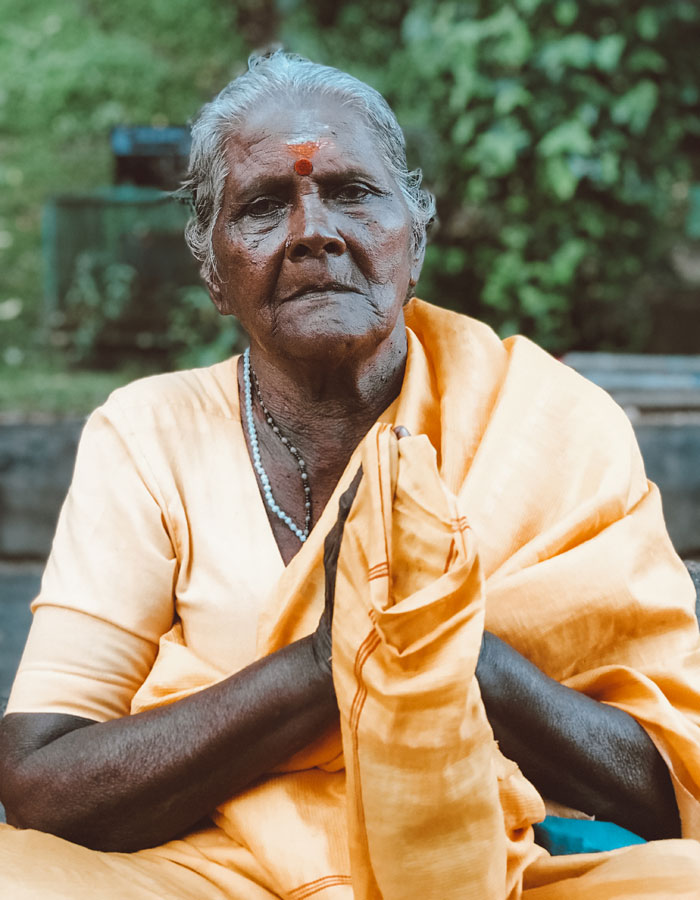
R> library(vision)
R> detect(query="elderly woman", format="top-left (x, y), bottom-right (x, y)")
top-left (2, 52), bottom-right (700, 899)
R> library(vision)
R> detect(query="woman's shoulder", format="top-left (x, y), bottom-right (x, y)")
top-left (406, 298), bottom-right (505, 356)
top-left (95, 357), bottom-right (241, 429)
top-left (502, 332), bottom-right (631, 423)
top-left (408, 298), bottom-right (628, 423)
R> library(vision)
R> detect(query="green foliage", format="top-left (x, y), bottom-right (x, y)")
top-left (0, 364), bottom-right (138, 417)
top-left (63, 256), bottom-right (138, 362)
top-left (1, 0), bottom-right (700, 390)
top-left (56, 255), bottom-right (241, 369)
top-left (169, 287), bottom-right (244, 369)
top-left (687, 187), bottom-right (700, 240)
top-left (285, 0), bottom-right (700, 352)
top-left (0, 0), bottom-right (247, 372)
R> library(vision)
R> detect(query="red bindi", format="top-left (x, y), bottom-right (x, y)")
top-left (287, 140), bottom-right (328, 176)
top-left (294, 158), bottom-right (313, 176)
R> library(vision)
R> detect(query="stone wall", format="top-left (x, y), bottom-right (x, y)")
top-left (0, 419), bottom-right (83, 559)
top-left (636, 416), bottom-right (700, 558)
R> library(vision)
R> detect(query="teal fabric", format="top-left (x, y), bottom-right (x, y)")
top-left (533, 816), bottom-right (646, 856)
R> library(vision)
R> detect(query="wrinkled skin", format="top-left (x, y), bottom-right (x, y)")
top-left (208, 94), bottom-right (422, 366)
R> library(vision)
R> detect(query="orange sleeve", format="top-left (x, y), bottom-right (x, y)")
top-left (6, 400), bottom-right (177, 721)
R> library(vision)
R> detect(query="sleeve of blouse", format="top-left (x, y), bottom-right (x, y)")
top-left (5, 397), bottom-right (178, 722)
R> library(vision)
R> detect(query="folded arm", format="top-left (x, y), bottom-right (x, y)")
top-left (476, 630), bottom-right (681, 841)
top-left (0, 635), bottom-right (337, 852)
top-left (0, 471), bottom-right (360, 854)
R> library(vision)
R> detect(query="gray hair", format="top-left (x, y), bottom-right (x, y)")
top-left (183, 51), bottom-right (435, 283)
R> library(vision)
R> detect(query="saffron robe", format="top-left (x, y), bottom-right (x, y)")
top-left (3, 298), bottom-right (700, 898)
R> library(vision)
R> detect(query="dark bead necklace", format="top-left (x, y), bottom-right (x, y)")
top-left (247, 351), bottom-right (312, 539)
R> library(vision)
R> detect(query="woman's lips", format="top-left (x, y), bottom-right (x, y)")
top-left (283, 283), bottom-right (361, 302)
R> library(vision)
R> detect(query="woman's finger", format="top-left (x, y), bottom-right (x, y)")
top-left (338, 465), bottom-right (364, 518)
top-left (323, 466), bottom-right (364, 609)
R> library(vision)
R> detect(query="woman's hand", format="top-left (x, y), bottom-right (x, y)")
top-left (312, 465), bottom-right (364, 676)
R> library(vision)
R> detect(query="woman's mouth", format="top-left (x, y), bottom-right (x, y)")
top-left (283, 282), bottom-right (361, 303)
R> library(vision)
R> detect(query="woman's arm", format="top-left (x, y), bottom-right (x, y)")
top-left (0, 471), bottom-right (362, 854)
top-left (0, 635), bottom-right (336, 852)
top-left (476, 630), bottom-right (681, 841)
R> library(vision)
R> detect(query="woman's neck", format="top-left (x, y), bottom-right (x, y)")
top-left (237, 320), bottom-right (408, 565)
top-left (246, 325), bottom-right (407, 477)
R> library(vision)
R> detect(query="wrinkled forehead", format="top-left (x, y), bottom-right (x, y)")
top-left (222, 94), bottom-right (392, 187)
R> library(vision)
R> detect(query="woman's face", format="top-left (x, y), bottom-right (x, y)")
top-left (209, 93), bottom-right (423, 365)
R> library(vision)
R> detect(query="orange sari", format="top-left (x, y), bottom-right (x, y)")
top-left (3, 299), bottom-right (700, 898)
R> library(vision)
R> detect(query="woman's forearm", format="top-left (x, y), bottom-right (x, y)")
top-left (476, 631), bottom-right (680, 841)
top-left (0, 635), bottom-right (337, 852)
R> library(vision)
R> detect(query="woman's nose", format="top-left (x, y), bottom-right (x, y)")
top-left (285, 197), bottom-right (346, 261)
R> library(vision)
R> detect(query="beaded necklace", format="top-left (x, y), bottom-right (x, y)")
top-left (243, 347), bottom-right (311, 543)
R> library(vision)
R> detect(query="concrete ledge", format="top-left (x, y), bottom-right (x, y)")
top-left (563, 352), bottom-right (700, 411)
top-left (0, 419), bottom-right (83, 559)
top-left (635, 418), bottom-right (700, 557)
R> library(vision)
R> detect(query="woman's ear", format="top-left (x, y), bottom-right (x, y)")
top-left (205, 271), bottom-right (227, 314)
top-left (206, 278), bottom-right (221, 303)
top-left (409, 231), bottom-right (427, 290)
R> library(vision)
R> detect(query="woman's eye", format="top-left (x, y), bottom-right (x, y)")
top-left (246, 197), bottom-right (285, 217)
top-left (335, 184), bottom-right (372, 202)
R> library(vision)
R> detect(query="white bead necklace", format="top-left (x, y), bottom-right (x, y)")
top-left (243, 347), bottom-right (310, 543)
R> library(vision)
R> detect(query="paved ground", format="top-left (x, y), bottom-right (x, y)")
top-left (0, 562), bottom-right (42, 824)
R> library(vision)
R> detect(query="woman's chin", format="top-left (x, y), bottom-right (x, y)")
top-left (278, 329), bottom-right (384, 366)
top-left (270, 293), bottom-right (404, 364)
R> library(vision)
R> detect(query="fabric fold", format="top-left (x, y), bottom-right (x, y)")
top-left (332, 426), bottom-right (543, 900)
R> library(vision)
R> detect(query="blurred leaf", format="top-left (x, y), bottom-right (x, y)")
top-left (538, 33), bottom-right (594, 73)
top-left (548, 239), bottom-right (588, 285)
top-left (626, 47), bottom-right (667, 73)
top-left (538, 119), bottom-right (594, 157)
top-left (636, 8), bottom-right (661, 41)
top-left (469, 118), bottom-right (531, 177)
top-left (519, 284), bottom-right (563, 317)
top-left (543, 156), bottom-right (580, 200)
top-left (611, 80), bottom-right (659, 134)
top-left (515, 0), bottom-right (545, 15)
top-left (493, 80), bottom-right (532, 115)
top-left (554, 0), bottom-right (579, 28)
top-left (595, 34), bottom-right (625, 73)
